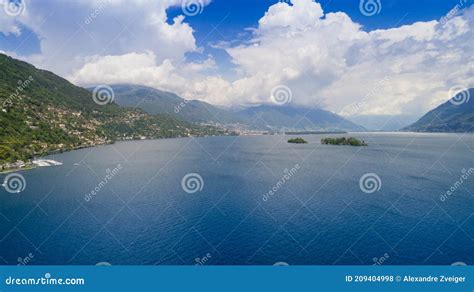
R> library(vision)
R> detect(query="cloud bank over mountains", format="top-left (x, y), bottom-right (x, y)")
top-left (1, 0), bottom-right (473, 117)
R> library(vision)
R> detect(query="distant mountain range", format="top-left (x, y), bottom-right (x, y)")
top-left (348, 114), bottom-right (419, 131)
top-left (404, 88), bottom-right (474, 132)
top-left (112, 84), bottom-right (474, 133)
top-left (0, 54), bottom-right (226, 166)
top-left (2, 52), bottom-right (472, 168)
top-left (236, 104), bottom-right (364, 132)
top-left (111, 85), bottom-right (364, 132)
top-left (110, 85), bottom-right (241, 124)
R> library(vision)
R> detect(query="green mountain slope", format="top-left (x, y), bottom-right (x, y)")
top-left (0, 54), bottom-right (226, 165)
top-left (404, 88), bottom-right (474, 132)
top-left (111, 84), bottom-right (242, 124)
top-left (112, 84), bottom-right (365, 132)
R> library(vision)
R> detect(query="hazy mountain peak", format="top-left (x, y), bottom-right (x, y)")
top-left (404, 88), bottom-right (474, 132)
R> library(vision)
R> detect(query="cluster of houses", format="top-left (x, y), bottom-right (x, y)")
top-left (1, 159), bottom-right (63, 172)
top-left (1, 160), bottom-right (29, 171)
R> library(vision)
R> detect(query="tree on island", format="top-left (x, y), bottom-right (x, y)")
top-left (321, 137), bottom-right (367, 146)
top-left (288, 138), bottom-right (308, 144)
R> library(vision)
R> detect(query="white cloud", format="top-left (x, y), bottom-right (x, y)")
top-left (1, 0), bottom-right (207, 75)
top-left (257, 0), bottom-right (324, 31)
top-left (69, 51), bottom-right (218, 97)
top-left (0, 0), bottom-right (28, 35)
top-left (1, 0), bottom-right (473, 118)
top-left (204, 0), bottom-right (474, 117)
top-left (0, 15), bottom-right (21, 35)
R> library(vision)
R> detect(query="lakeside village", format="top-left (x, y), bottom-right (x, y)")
top-left (1, 106), bottom-right (151, 173)
top-left (1, 159), bottom-right (63, 173)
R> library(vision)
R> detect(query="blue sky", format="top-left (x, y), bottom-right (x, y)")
top-left (176, 0), bottom-right (469, 35)
top-left (166, 0), bottom-right (473, 72)
top-left (3, 0), bottom-right (468, 63)
top-left (0, 0), bottom-right (473, 120)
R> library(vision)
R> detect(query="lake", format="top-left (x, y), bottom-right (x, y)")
top-left (1, 133), bottom-right (473, 265)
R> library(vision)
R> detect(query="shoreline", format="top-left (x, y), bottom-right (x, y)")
top-left (0, 159), bottom-right (64, 174)
top-left (0, 141), bottom-right (113, 174)
top-left (1, 131), bottom-right (472, 174)
top-left (0, 133), bottom-right (236, 174)
top-left (0, 165), bottom-right (36, 174)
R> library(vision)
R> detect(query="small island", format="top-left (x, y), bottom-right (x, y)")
top-left (321, 137), bottom-right (367, 146)
top-left (288, 138), bottom-right (308, 144)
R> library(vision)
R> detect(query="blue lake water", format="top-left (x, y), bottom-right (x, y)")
top-left (1, 133), bottom-right (473, 265)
